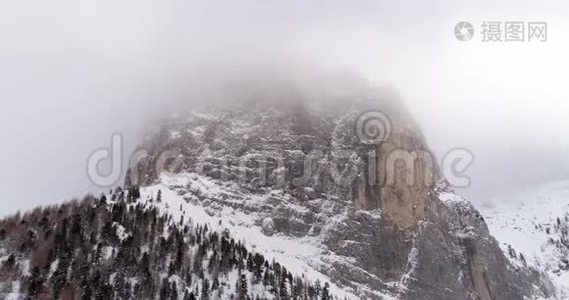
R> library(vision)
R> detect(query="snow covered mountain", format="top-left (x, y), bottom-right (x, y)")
top-left (120, 76), bottom-right (553, 299)
top-left (477, 180), bottom-right (569, 298)
top-left (0, 76), bottom-right (558, 299)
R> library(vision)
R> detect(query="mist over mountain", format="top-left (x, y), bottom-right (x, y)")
top-left (2, 0), bottom-right (569, 216)
top-left (1, 0), bottom-right (568, 299)
top-left (1, 75), bottom-right (562, 299)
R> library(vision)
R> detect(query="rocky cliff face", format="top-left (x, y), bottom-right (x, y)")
top-left (127, 81), bottom-right (552, 299)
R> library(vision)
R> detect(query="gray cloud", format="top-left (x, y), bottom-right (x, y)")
top-left (1, 0), bottom-right (568, 215)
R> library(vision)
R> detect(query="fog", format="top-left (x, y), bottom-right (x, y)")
top-left (1, 0), bottom-right (568, 216)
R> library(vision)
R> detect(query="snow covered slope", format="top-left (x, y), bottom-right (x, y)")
top-left (0, 188), bottom-right (355, 299)
top-left (476, 180), bottom-right (569, 298)
top-left (140, 172), bottom-right (396, 299)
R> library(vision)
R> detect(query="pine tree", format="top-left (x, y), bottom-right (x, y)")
top-left (28, 266), bottom-right (44, 298)
top-left (315, 279), bottom-right (321, 297)
top-left (81, 278), bottom-right (93, 299)
top-left (4, 254), bottom-right (15, 268)
top-left (51, 258), bottom-right (68, 298)
top-left (507, 244), bottom-right (517, 258)
top-left (130, 186), bottom-right (141, 201)
top-left (321, 282), bottom-right (330, 300)
top-left (262, 270), bottom-right (271, 287)
top-left (247, 254), bottom-right (254, 272)
top-left (238, 274), bottom-right (248, 300)
top-left (170, 282), bottom-right (178, 300)
top-left (293, 277), bottom-right (303, 298)
top-left (212, 277), bottom-right (220, 291)
top-left (201, 278), bottom-right (210, 299)
top-left (279, 275), bottom-right (288, 298)
top-left (157, 190), bottom-right (162, 203)
top-left (520, 253), bottom-right (527, 266)
top-left (159, 278), bottom-right (171, 300)
top-left (124, 281), bottom-right (132, 299)
top-left (308, 283), bottom-right (316, 298)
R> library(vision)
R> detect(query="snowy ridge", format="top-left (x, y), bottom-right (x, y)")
top-left (1, 186), bottom-right (357, 299)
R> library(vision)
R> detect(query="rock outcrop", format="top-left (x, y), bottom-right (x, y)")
top-left (127, 77), bottom-right (552, 299)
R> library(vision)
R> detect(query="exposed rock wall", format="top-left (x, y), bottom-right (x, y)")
top-left (127, 89), bottom-right (552, 299)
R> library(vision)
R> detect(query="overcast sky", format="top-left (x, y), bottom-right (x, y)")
top-left (1, 0), bottom-right (568, 216)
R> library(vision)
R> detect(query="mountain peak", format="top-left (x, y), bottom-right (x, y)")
top-left (122, 78), bottom-right (551, 299)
